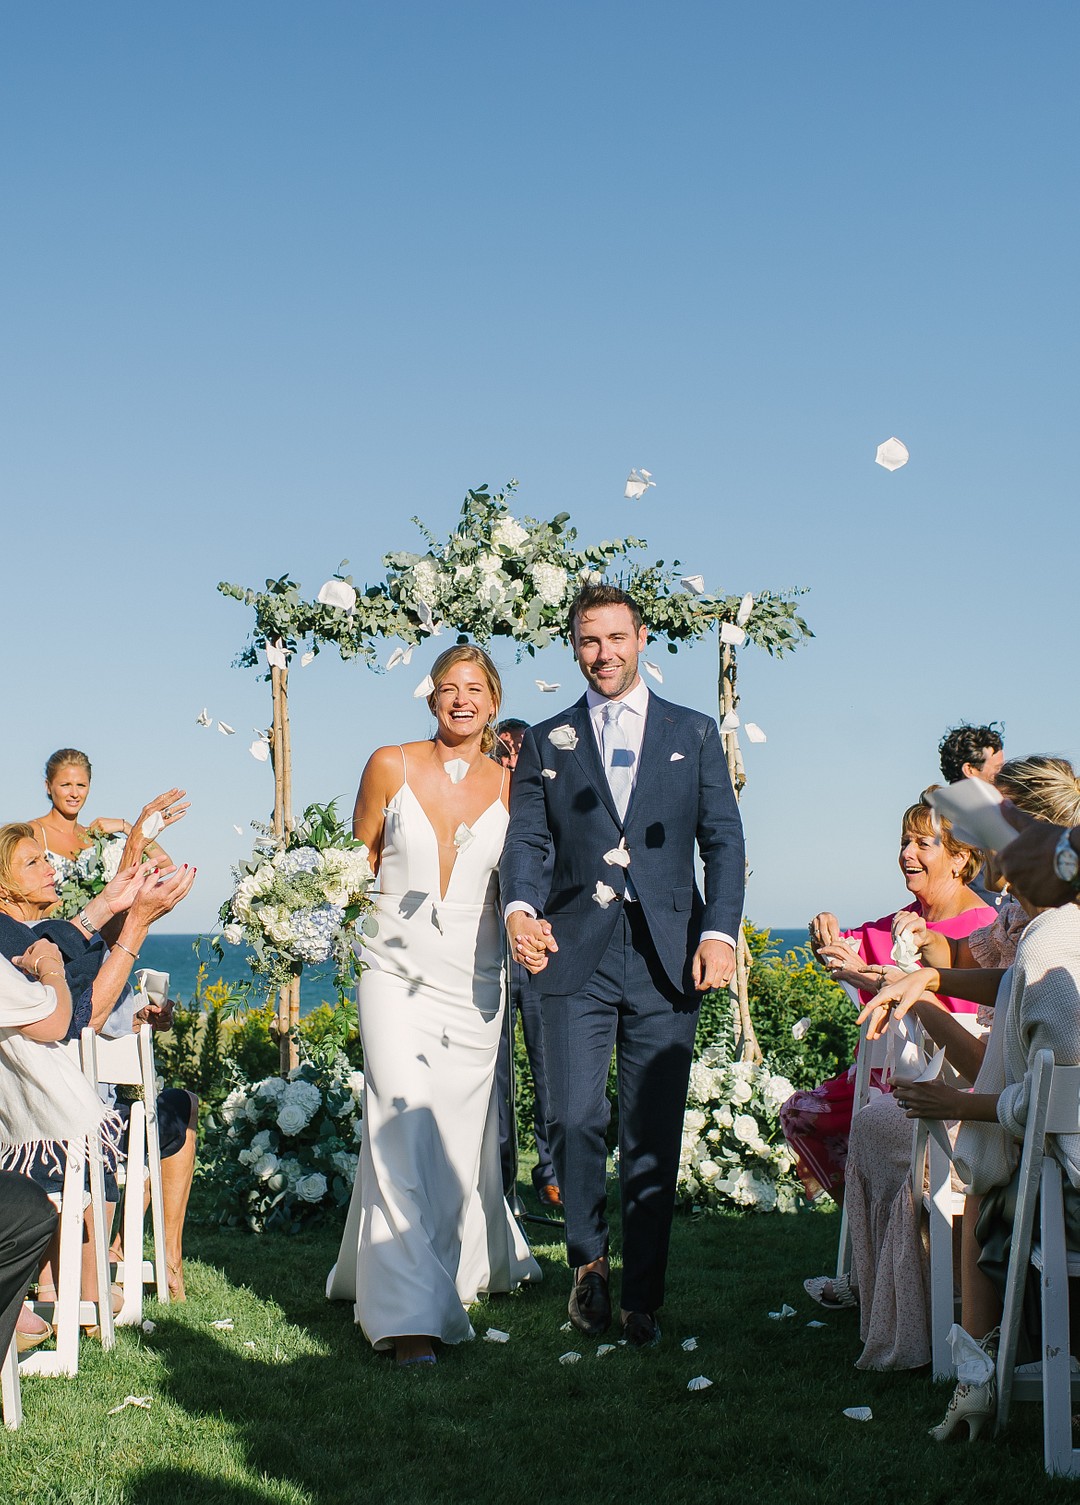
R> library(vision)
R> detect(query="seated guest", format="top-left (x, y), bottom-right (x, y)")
top-left (938, 722), bottom-right (1008, 911)
top-left (493, 720), bottom-right (559, 1210)
top-left (780, 796), bottom-right (995, 1211)
top-left (0, 826), bottom-right (195, 1335)
top-left (997, 806), bottom-right (1080, 909)
top-left (809, 758), bottom-right (1080, 1367)
top-left (30, 747), bottom-right (188, 898)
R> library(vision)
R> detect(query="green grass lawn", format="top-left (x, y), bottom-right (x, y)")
top-left (2, 1188), bottom-right (1074, 1505)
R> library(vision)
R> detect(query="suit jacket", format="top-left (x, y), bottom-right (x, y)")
top-left (500, 692), bottom-right (745, 997)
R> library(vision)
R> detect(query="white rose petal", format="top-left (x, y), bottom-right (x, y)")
top-left (483, 1328), bottom-right (510, 1344)
top-left (265, 639), bottom-right (288, 671)
top-left (736, 592), bottom-right (754, 626)
top-left (317, 580), bottom-right (357, 611)
top-left (107, 1395), bottom-right (153, 1414)
top-left (687, 1376), bottom-right (713, 1392)
top-left (218, 722), bottom-right (235, 735)
top-left (453, 823), bottom-right (475, 851)
top-left (807, 1320), bottom-right (826, 1329)
top-left (249, 740), bottom-right (270, 762)
top-left (211, 1319), bottom-right (234, 1330)
top-left (300, 651), bottom-right (316, 667)
top-left (535, 680), bottom-right (560, 693)
top-left (558, 1352), bottom-right (582, 1365)
top-left (603, 842), bottom-right (631, 869)
top-left (680, 575), bottom-right (706, 595)
top-left (444, 759), bottom-right (469, 785)
top-left (720, 622), bottom-right (746, 647)
top-left (592, 882), bottom-right (619, 910)
top-left (141, 811), bottom-right (166, 841)
top-left (413, 674), bottom-right (435, 699)
top-left (767, 1304), bottom-right (797, 1320)
top-left (642, 660), bottom-right (664, 683)
top-left (548, 724), bottom-right (578, 751)
top-left (195, 708), bottom-right (211, 727)
top-left (744, 722), bottom-right (767, 743)
top-left (140, 1320), bottom-right (156, 1334)
top-left (596, 1344), bottom-right (617, 1357)
top-left (843, 1406), bottom-right (873, 1422)
top-left (792, 1016), bottom-right (811, 1041)
top-left (874, 437), bottom-right (909, 472)
top-left (624, 468), bottom-right (655, 501)
top-left (720, 711), bottom-right (740, 732)
top-left (542, 769), bottom-right (557, 780)
top-left (681, 1337), bottom-right (699, 1351)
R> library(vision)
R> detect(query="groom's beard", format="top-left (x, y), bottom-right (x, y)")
top-left (579, 657), bottom-right (639, 701)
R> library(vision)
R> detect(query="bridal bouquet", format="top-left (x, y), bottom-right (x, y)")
top-left (200, 1054), bottom-right (363, 1231)
top-left (217, 802), bottom-right (376, 999)
top-left (52, 833), bottom-right (126, 919)
top-left (678, 1039), bottom-right (803, 1214)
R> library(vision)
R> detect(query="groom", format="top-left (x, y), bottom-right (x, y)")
top-left (501, 583), bottom-right (745, 1347)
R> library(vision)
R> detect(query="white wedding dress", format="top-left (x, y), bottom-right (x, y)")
top-left (326, 752), bottom-right (541, 1348)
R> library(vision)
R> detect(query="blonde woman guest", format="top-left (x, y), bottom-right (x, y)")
top-left (327, 646), bottom-right (541, 1366)
top-left (812, 759), bottom-right (1080, 1367)
top-left (780, 797), bottom-right (995, 1214)
top-left (31, 747), bottom-right (188, 896)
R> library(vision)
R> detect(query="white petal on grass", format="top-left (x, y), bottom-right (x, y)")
top-left (243, 1341), bottom-right (257, 1349)
top-left (413, 674), bottom-right (435, 699)
top-left (792, 1017), bottom-right (811, 1041)
top-left (592, 881), bottom-right (619, 910)
top-left (767, 1304), bottom-right (797, 1320)
top-left (542, 769), bottom-right (557, 780)
top-left (874, 437), bottom-right (909, 472)
top-left (558, 1351), bottom-right (582, 1365)
top-left (807, 1320), bottom-right (826, 1329)
top-left (444, 758), bottom-right (470, 785)
top-left (603, 841), bottom-right (631, 869)
top-left (211, 1319), bottom-right (234, 1330)
top-left (107, 1395), bottom-right (152, 1415)
top-left (548, 724), bottom-right (578, 751)
top-left (843, 1406), bottom-right (873, 1422)
top-left (300, 651), bottom-right (316, 667)
top-left (195, 708), bottom-right (212, 727)
top-left (624, 468), bottom-right (655, 501)
top-left (680, 575), bottom-right (706, 595)
top-left (744, 723), bottom-right (767, 744)
top-left (453, 823), bottom-right (475, 852)
top-left (140, 1320), bottom-right (156, 1334)
top-left (687, 1376), bottom-right (713, 1392)
top-left (560, 1321), bottom-right (574, 1333)
top-left (720, 622), bottom-right (746, 647)
top-left (720, 712), bottom-right (741, 733)
top-left (596, 1344), bottom-right (617, 1357)
top-left (317, 579), bottom-right (357, 611)
top-left (265, 640), bottom-right (288, 671)
top-left (141, 811), bottom-right (166, 841)
top-left (249, 740), bottom-right (270, 762)
top-left (681, 1337), bottom-right (698, 1352)
top-left (736, 592), bottom-right (754, 626)
top-left (535, 679), bottom-right (561, 692)
top-left (483, 1328), bottom-right (510, 1344)
top-left (642, 660), bottom-right (664, 683)
top-left (218, 722), bottom-right (235, 736)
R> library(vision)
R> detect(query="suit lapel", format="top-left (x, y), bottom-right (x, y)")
top-left (563, 698), bottom-right (621, 826)
top-left (624, 694), bottom-right (676, 825)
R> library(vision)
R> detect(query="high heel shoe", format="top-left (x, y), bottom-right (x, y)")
top-left (929, 1377), bottom-right (996, 1442)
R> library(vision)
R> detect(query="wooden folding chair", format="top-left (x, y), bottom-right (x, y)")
top-left (81, 1026), bottom-right (169, 1324)
top-left (996, 1050), bottom-right (1080, 1475)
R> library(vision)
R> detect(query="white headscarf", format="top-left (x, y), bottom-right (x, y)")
top-left (0, 952), bottom-right (118, 1172)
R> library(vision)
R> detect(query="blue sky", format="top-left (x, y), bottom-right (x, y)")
top-left (1, 2), bottom-right (1076, 933)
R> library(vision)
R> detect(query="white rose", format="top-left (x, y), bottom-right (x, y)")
top-left (348, 1071), bottom-right (365, 1098)
top-left (491, 515), bottom-right (529, 550)
top-left (683, 1109), bottom-right (707, 1135)
top-left (277, 1103), bottom-right (308, 1136)
top-left (547, 724), bottom-right (578, 752)
top-left (223, 923), bottom-right (245, 946)
top-left (730, 1079), bottom-right (753, 1105)
top-left (253, 1152), bottom-right (279, 1181)
top-left (295, 1172), bottom-right (328, 1204)
top-left (713, 1106), bottom-right (733, 1129)
top-left (732, 1114), bottom-right (760, 1145)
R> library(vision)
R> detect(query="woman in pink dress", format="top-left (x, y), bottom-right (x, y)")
top-left (779, 796), bottom-right (995, 1206)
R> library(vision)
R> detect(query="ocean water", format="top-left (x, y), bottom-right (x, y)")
top-left (143, 928), bottom-right (812, 1015)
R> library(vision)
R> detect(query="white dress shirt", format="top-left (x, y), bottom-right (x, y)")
top-left (505, 677), bottom-right (736, 954)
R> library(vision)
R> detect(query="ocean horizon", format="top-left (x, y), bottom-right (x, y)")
top-left (142, 927), bottom-right (813, 1015)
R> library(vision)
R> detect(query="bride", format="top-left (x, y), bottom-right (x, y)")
top-left (327, 644), bottom-right (541, 1364)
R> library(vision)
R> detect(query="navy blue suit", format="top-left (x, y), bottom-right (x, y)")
top-left (500, 691), bottom-right (745, 1312)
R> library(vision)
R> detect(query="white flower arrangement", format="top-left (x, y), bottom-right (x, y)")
top-left (216, 801), bottom-right (376, 1000)
top-left (678, 1039), bottom-right (803, 1215)
top-left (202, 1053), bottom-right (363, 1232)
top-left (51, 832), bottom-right (126, 919)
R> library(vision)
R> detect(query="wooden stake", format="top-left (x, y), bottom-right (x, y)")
top-left (718, 637), bottom-right (761, 1063)
top-left (269, 663), bottom-right (297, 1073)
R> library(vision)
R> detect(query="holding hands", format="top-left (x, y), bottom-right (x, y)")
top-left (506, 912), bottom-right (559, 975)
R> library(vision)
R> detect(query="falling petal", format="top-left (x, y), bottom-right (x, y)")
top-left (681, 1337), bottom-right (698, 1352)
top-left (720, 622), bottom-right (746, 647)
top-left (559, 1351), bottom-right (582, 1365)
top-left (243, 1340), bottom-right (257, 1349)
top-left (413, 674), bottom-right (435, 699)
top-left (548, 724), bottom-right (578, 751)
top-left (874, 437), bottom-right (909, 472)
top-left (317, 579), bottom-right (357, 611)
top-left (767, 1304), bottom-right (797, 1320)
top-left (107, 1395), bottom-right (153, 1415)
top-left (560, 1321), bottom-right (574, 1333)
top-left (744, 723), bottom-right (767, 744)
top-left (453, 823), bottom-right (475, 852)
top-left (415, 598), bottom-right (436, 633)
top-left (592, 881), bottom-right (619, 909)
top-left (736, 592), bottom-right (754, 626)
top-left (444, 758), bottom-right (470, 785)
top-left (195, 708), bottom-right (211, 727)
top-left (233, 825), bottom-right (244, 836)
top-left (265, 639), bottom-right (288, 671)
top-left (300, 651), bottom-right (316, 667)
top-left (542, 769), bottom-right (557, 780)
top-left (218, 722), bottom-right (235, 736)
top-left (483, 1328), bottom-right (510, 1344)
top-left (140, 1320), bottom-right (156, 1334)
top-left (792, 1016), bottom-right (811, 1041)
top-left (720, 712), bottom-right (740, 733)
top-left (141, 811), bottom-right (166, 841)
top-left (535, 680), bottom-right (561, 692)
top-left (680, 575), bottom-right (706, 595)
top-left (386, 645), bottom-right (407, 670)
top-left (603, 842), bottom-right (631, 869)
top-left (687, 1376), bottom-right (713, 1392)
top-left (249, 740), bottom-right (270, 762)
top-left (807, 1320), bottom-right (826, 1329)
top-left (642, 660), bottom-right (664, 683)
top-left (843, 1407), bottom-right (873, 1422)
top-left (596, 1344), bottom-right (617, 1357)
top-left (624, 468), bottom-right (656, 501)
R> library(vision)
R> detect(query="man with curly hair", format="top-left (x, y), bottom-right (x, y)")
top-left (938, 723), bottom-right (1005, 785)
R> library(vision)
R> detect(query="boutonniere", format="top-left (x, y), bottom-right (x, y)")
top-left (548, 724), bottom-right (578, 751)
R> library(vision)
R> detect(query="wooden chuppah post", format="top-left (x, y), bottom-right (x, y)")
top-left (269, 662), bottom-right (300, 1074)
top-left (718, 639), bottom-right (761, 1064)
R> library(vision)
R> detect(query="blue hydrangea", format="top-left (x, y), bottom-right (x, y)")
top-left (277, 848), bottom-right (322, 879)
top-left (287, 903), bottom-right (345, 963)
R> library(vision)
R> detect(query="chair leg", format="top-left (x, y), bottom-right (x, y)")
top-left (116, 1105), bottom-right (145, 1325)
top-left (1039, 1160), bottom-right (1079, 1475)
top-left (1, 1335), bottom-right (21, 1429)
top-left (86, 1131), bottom-right (115, 1352)
top-left (145, 1102), bottom-right (169, 1305)
top-left (22, 1143), bottom-right (85, 1378)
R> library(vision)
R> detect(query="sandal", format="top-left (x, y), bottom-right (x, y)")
top-left (15, 1305), bottom-right (54, 1354)
top-left (803, 1273), bottom-right (858, 1310)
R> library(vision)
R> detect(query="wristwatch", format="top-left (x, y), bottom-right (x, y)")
top-left (75, 908), bottom-right (100, 938)
top-left (1053, 829), bottom-right (1080, 887)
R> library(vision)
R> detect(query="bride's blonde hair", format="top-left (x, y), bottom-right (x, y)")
top-left (427, 645), bottom-right (503, 756)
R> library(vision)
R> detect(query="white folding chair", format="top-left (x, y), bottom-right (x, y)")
top-left (835, 985), bottom-right (888, 1280)
top-left (80, 1025), bottom-right (169, 1323)
top-left (21, 1129), bottom-right (115, 1378)
top-left (995, 1050), bottom-right (1080, 1475)
top-left (1, 1333), bottom-right (21, 1429)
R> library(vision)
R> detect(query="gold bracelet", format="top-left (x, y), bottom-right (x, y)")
top-left (114, 942), bottom-right (139, 962)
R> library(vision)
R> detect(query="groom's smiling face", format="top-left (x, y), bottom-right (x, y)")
top-left (572, 604), bottom-right (648, 701)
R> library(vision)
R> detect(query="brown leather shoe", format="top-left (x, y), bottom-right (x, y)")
top-left (568, 1271), bottom-right (611, 1337)
top-left (621, 1311), bottom-right (661, 1349)
top-left (536, 1183), bottom-right (563, 1211)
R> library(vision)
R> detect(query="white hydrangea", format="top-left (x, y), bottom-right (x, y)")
top-left (220, 1088), bottom-right (248, 1126)
top-left (491, 515), bottom-right (530, 550)
top-left (762, 1073), bottom-right (795, 1115)
top-left (410, 558), bottom-right (440, 602)
top-left (529, 561), bottom-right (569, 605)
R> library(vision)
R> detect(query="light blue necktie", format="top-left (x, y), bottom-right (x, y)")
top-left (601, 701), bottom-right (633, 821)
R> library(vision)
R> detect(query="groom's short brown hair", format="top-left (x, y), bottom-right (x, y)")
top-left (567, 583), bottom-right (644, 641)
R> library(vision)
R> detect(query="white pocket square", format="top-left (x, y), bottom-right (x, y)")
top-left (670, 752), bottom-right (685, 762)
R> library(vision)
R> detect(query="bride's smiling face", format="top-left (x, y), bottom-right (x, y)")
top-left (432, 667), bottom-right (496, 742)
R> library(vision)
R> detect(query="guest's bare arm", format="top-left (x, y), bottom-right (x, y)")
top-left (13, 940), bottom-right (73, 1042)
top-left (352, 747), bottom-right (405, 875)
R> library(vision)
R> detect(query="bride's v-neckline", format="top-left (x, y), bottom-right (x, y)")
top-left (399, 781), bottom-right (505, 902)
